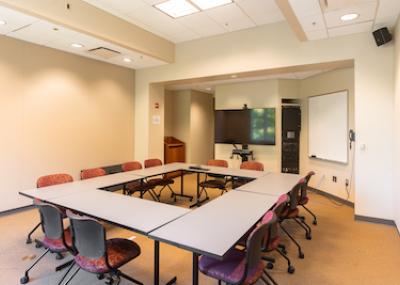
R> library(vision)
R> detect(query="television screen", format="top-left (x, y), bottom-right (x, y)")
top-left (215, 108), bottom-right (276, 145)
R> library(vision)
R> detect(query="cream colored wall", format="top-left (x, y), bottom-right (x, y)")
top-left (164, 90), bottom-right (174, 137)
top-left (137, 22), bottom-right (394, 220)
top-left (0, 35), bottom-right (135, 211)
top-left (299, 68), bottom-right (355, 202)
top-left (148, 83), bottom-right (164, 160)
top-left (214, 80), bottom-right (281, 170)
top-left (394, 19), bottom-right (400, 231)
top-left (190, 90), bottom-right (214, 165)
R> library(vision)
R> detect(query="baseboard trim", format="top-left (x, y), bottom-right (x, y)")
top-left (355, 215), bottom-right (396, 226)
top-left (0, 205), bottom-right (34, 217)
top-left (308, 187), bottom-right (354, 208)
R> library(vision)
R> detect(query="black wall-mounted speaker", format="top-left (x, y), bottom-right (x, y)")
top-left (373, 27), bottom-right (392, 46)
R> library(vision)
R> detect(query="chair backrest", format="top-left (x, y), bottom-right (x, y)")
top-left (272, 194), bottom-right (290, 219)
top-left (80, 168), bottom-right (106, 180)
top-left (259, 211), bottom-right (279, 250)
top-left (241, 221), bottom-right (269, 284)
top-left (207, 159), bottom-right (228, 168)
top-left (37, 173), bottom-right (73, 188)
top-left (37, 203), bottom-right (65, 240)
top-left (288, 178), bottom-right (305, 210)
top-left (67, 210), bottom-right (106, 259)
top-left (240, 161), bottom-right (264, 171)
top-left (121, 161), bottom-right (143, 172)
top-left (144, 158), bottom-right (162, 168)
top-left (300, 171), bottom-right (315, 199)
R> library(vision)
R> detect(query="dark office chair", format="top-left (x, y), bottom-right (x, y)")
top-left (198, 159), bottom-right (229, 201)
top-left (298, 171), bottom-right (317, 225)
top-left (121, 161), bottom-right (151, 197)
top-left (80, 167), bottom-right (106, 180)
top-left (26, 174), bottom-right (73, 245)
top-left (66, 211), bottom-right (143, 285)
top-left (277, 180), bottom-right (312, 259)
top-left (20, 203), bottom-right (72, 284)
top-left (199, 219), bottom-right (273, 285)
top-left (144, 158), bottom-right (176, 201)
top-left (233, 161), bottom-right (265, 188)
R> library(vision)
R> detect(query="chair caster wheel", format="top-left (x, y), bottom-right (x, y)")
top-left (35, 242), bottom-right (42, 249)
top-left (97, 274), bottom-right (105, 280)
top-left (267, 263), bottom-right (274, 269)
top-left (299, 252), bottom-right (304, 259)
top-left (20, 276), bottom-right (29, 284)
top-left (26, 238), bottom-right (32, 244)
top-left (306, 234), bottom-right (312, 240)
top-left (288, 266), bottom-right (295, 274)
top-left (55, 253), bottom-right (64, 260)
top-left (190, 198), bottom-right (193, 202)
top-left (313, 220), bottom-right (317, 225)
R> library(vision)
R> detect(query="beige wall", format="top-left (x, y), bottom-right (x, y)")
top-left (136, 22), bottom-right (394, 220)
top-left (0, 35), bottom-right (135, 211)
top-left (394, 19), bottom-right (400, 231)
top-left (299, 68), bottom-right (355, 202)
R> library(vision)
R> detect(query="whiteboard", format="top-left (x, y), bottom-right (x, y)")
top-left (308, 91), bottom-right (348, 164)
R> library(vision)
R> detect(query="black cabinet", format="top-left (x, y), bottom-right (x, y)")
top-left (281, 105), bottom-right (301, 174)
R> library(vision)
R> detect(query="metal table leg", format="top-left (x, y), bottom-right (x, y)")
top-left (174, 170), bottom-right (193, 201)
top-left (154, 240), bottom-right (177, 285)
top-left (193, 253), bottom-right (199, 285)
top-left (189, 172), bottom-right (209, 208)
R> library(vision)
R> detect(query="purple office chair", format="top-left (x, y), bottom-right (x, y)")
top-left (65, 211), bottom-right (143, 285)
top-left (298, 171), bottom-right (317, 225)
top-left (199, 216), bottom-right (274, 285)
top-left (20, 203), bottom-right (72, 284)
top-left (144, 158), bottom-right (176, 201)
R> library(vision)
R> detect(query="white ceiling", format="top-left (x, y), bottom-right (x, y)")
top-left (83, 0), bottom-right (285, 43)
top-left (0, 5), bottom-right (167, 69)
top-left (166, 69), bottom-right (333, 93)
top-left (289, 0), bottom-right (400, 41)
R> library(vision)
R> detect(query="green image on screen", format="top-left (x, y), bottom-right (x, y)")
top-left (250, 108), bottom-right (276, 144)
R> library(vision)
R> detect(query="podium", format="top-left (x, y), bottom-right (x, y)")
top-left (164, 136), bottom-right (185, 163)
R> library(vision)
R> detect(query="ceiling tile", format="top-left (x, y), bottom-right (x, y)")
top-left (324, 1), bottom-right (377, 28)
top-left (306, 29), bottom-right (328, 40)
top-left (289, 0), bottom-right (322, 17)
top-left (205, 3), bottom-right (255, 32)
top-left (235, 0), bottom-right (285, 25)
top-left (299, 13), bottom-right (325, 31)
top-left (374, 0), bottom-right (400, 29)
top-left (0, 5), bottom-right (37, 35)
top-left (328, 21), bottom-right (373, 37)
top-left (177, 12), bottom-right (226, 37)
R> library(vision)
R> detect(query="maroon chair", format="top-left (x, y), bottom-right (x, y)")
top-left (20, 203), bottom-right (72, 284)
top-left (233, 161), bottom-right (265, 188)
top-left (26, 174), bottom-right (73, 245)
top-left (121, 161), bottom-right (151, 198)
top-left (144, 158), bottom-right (176, 201)
top-left (198, 159), bottom-right (229, 202)
top-left (199, 217), bottom-right (271, 285)
top-left (298, 171), bottom-right (317, 225)
top-left (66, 211), bottom-right (143, 285)
top-left (80, 168), bottom-right (106, 180)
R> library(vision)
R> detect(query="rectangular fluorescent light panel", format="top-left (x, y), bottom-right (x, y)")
top-left (155, 0), bottom-right (199, 18)
top-left (190, 0), bottom-right (232, 10)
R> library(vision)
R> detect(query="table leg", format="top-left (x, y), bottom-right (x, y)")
top-left (154, 240), bottom-right (177, 285)
top-left (193, 253), bottom-right (199, 285)
top-left (173, 170), bottom-right (193, 201)
top-left (189, 172), bottom-right (209, 208)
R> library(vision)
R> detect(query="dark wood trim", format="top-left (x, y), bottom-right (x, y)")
top-left (308, 187), bottom-right (354, 208)
top-left (0, 204), bottom-right (34, 217)
top-left (355, 215), bottom-right (396, 227)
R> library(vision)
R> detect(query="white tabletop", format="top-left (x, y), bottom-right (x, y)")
top-left (19, 181), bottom-right (90, 201)
top-left (182, 164), bottom-right (269, 179)
top-left (149, 191), bottom-right (278, 259)
top-left (51, 189), bottom-right (190, 235)
top-left (79, 172), bottom-right (143, 189)
top-left (236, 172), bottom-right (303, 196)
top-left (127, 162), bottom-right (186, 177)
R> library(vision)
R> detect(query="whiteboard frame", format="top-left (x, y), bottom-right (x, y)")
top-left (307, 90), bottom-right (349, 164)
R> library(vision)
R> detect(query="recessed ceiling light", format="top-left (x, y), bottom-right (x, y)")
top-left (71, 43), bottom-right (84, 48)
top-left (340, 13), bottom-right (359, 22)
top-left (155, 0), bottom-right (199, 18)
top-left (0, 20), bottom-right (7, 25)
top-left (206, 87), bottom-right (212, 91)
top-left (123, 57), bottom-right (132, 63)
top-left (230, 74), bottom-right (238, 78)
top-left (190, 0), bottom-right (232, 10)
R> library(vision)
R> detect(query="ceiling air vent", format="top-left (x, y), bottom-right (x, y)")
top-left (87, 47), bottom-right (121, 59)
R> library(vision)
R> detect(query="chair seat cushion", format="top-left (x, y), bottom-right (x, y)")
top-left (147, 178), bottom-right (174, 187)
top-left (199, 179), bottom-right (226, 189)
top-left (75, 238), bottom-right (141, 273)
top-left (41, 228), bottom-right (72, 252)
top-left (199, 249), bottom-right (264, 285)
top-left (125, 181), bottom-right (148, 192)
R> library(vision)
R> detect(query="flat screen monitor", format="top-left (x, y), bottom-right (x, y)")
top-left (214, 108), bottom-right (276, 145)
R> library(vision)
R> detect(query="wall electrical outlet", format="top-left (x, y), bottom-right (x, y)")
top-left (345, 179), bottom-right (349, 187)
top-left (332, 176), bottom-right (337, 183)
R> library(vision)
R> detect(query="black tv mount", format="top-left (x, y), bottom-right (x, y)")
top-left (230, 144), bottom-right (254, 162)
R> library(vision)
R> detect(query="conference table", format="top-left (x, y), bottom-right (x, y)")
top-left (19, 162), bottom-right (303, 285)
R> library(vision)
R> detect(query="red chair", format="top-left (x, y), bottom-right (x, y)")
top-left (298, 171), bottom-right (317, 225)
top-left (197, 159), bottom-right (229, 203)
top-left (234, 161), bottom-right (265, 188)
top-left (144, 159), bottom-right (176, 201)
top-left (20, 203), bottom-right (72, 284)
top-left (26, 174), bottom-right (73, 245)
top-left (121, 161), bottom-right (151, 198)
top-left (66, 211), bottom-right (143, 285)
top-left (80, 168), bottom-right (106, 180)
